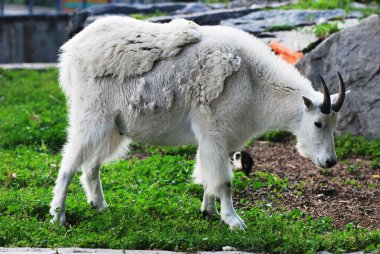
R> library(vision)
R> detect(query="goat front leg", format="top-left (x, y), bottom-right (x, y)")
top-left (219, 182), bottom-right (246, 230)
top-left (80, 161), bottom-right (108, 212)
top-left (197, 140), bottom-right (246, 230)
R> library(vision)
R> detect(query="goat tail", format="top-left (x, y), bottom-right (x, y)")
top-left (58, 47), bottom-right (74, 99)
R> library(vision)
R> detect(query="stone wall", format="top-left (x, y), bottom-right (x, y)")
top-left (0, 15), bottom-right (70, 63)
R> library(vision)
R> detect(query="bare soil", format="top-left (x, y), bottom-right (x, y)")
top-left (235, 140), bottom-right (380, 230)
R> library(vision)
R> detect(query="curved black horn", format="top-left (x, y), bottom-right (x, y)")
top-left (319, 74), bottom-right (331, 114)
top-left (332, 71), bottom-right (346, 112)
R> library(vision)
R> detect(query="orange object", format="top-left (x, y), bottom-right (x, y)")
top-left (270, 41), bottom-right (303, 64)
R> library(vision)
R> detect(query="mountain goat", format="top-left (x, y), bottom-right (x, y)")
top-left (51, 16), bottom-right (346, 229)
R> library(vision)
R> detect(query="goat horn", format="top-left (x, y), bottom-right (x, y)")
top-left (332, 71), bottom-right (346, 112)
top-left (319, 74), bottom-right (331, 114)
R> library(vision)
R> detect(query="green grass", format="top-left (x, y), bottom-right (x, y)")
top-left (0, 69), bottom-right (66, 152)
top-left (205, 0), bottom-right (229, 5)
top-left (129, 11), bottom-right (167, 20)
top-left (313, 22), bottom-right (341, 38)
top-left (0, 69), bottom-right (379, 252)
top-left (281, 0), bottom-right (380, 16)
top-left (267, 24), bottom-right (297, 32)
top-left (282, 0), bottom-right (353, 11)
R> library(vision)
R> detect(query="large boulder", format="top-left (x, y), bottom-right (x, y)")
top-left (221, 9), bottom-right (362, 35)
top-left (149, 1), bottom-right (292, 25)
top-left (296, 15), bottom-right (380, 138)
top-left (149, 7), bottom-right (254, 25)
top-left (67, 3), bottom-right (187, 37)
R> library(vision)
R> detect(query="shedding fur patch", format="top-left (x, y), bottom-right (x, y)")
top-left (180, 45), bottom-right (241, 112)
top-left (60, 16), bottom-right (201, 82)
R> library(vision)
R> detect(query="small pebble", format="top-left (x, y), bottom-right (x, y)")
top-left (223, 246), bottom-right (237, 251)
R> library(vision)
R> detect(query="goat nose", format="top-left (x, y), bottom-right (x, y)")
top-left (325, 159), bottom-right (337, 168)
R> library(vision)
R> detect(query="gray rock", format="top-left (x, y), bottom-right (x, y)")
top-left (67, 3), bottom-right (187, 37)
top-left (296, 15), bottom-right (380, 138)
top-left (221, 9), bottom-right (362, 35)
top-left (351, 1), bottom-right (379, 10)
top-left (209, 3), bottom-right (229, 10)
top-left (149, 7), bottom-right (255, 25)
top-left (174, 3), bottom-right (211, 15)
top-left (260, 29), bottom-right (319, 51)
top-left (230, 0), bottom-right (294, 8)
top-left (336, 18), bottom-right (360, 29)
top-left (149, 1), bottom-right (294, 25)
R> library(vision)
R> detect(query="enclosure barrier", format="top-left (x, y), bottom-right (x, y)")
top-left (0, 0), bottom-right (125, 16)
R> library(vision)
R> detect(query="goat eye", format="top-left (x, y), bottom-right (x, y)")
top-left (314, 122), bottom-right (322, 128)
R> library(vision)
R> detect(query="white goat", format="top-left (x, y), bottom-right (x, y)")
top-left (51, 16), bottom-right (346, 229)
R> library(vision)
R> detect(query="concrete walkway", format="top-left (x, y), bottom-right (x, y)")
top-left (2, 4), bottom-right (57, 16)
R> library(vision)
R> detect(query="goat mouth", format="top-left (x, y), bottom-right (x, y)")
top-left (315, 158), bottom-right (326, 169)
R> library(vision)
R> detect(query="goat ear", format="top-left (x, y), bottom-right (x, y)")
top-left (302, 96), bottom-right (313, 109)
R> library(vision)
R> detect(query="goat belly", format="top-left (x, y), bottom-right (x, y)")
top-left (123, 113), bottom-right (196, 146)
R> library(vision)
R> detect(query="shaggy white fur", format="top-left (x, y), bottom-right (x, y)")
top-left (51, 16), bottom-right (345, 230)
top-left (59, 16), bottom-right (201, 96)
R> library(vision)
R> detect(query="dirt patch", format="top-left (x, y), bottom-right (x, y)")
top-left (234, 141), bottom-right (380, 230)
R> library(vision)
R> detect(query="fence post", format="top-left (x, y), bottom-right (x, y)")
top-left (57, 0), bottom-right (62, 14)
top-left (28, 0), bottom-right (34, 15)
top-left (0, 0), bottom-right (4, 16)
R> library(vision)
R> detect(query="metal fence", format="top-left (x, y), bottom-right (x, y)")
top-left (0, 0), bottom-right (128, 16)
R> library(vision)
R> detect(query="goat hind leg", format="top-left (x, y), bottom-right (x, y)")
top-left (50, 121), bottom-right (116, 224)
top-left (80, 126), bottom-right (127, 212)
top-left (50, 139), bottom-right (86, 224)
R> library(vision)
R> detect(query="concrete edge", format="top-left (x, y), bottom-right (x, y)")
top-left (0, 63), bottom-right (58, 70)
top-left (0, 248), bottom-right (256, 254)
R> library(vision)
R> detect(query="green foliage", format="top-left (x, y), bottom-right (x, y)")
top-left (302, 39), bottom-right (323, 54)
top-left (338, 134), bottom-right (380, 170)
top-left (205, 0), bottom-right (229, 5)
top-left (267, 24), bottom-right (296, 32)
top-left (283, 0), bottom-right (353, 11)
top-left (0, 69), bottom-right (67, 152)
top-left (313, 22), bottom-right (341, 38)
top-left (129, 143), bottom-right (197, 158)
top-left (129, 11), bottom-right (167, 20)
top-left (0, 69), bottom-right (380, 252)
top-left (335, 133), bottom-right (380, 165)
top-left (259, 130), bottom-right (293, 143)
top-left (282, 0), bottom-right (380, 16)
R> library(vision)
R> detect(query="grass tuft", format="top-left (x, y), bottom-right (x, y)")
top-left (313, 22), bottom-right (341, 38)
